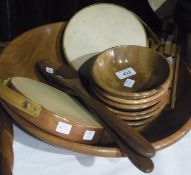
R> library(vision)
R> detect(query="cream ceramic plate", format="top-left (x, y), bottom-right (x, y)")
top-left (63, 3), bottom-right (147, 70)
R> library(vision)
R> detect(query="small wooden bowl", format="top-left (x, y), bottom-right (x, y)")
top-left (117, 97), bottom-right (167, 121)
top-left (92, 45), bottom-right (172, 99)
top-left (125, 111), bottom-right (163, 126)
top-left (93, 82), bottom-right (168, 104)
top-left (92, 87), bottom-right (166, 111)
top-left (106, 98), bottom-right (164, 116)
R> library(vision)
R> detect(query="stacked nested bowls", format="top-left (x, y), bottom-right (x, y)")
top-left (91, 45), bottom-right (172, 128)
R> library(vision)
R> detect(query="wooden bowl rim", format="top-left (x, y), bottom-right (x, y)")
top-left (62, 3), bottom-right (147, 70)
top-left (93, 82), bottom-right (168, 104)
top-left (3, 101), bottom-right (191, 157)
top-left (116, 96), bottom-right (168, 120)
top-left (92, 45), bottom-right (172, 98)
top-left (92, 86), bottom-right (165, 110)
top-left (0, 22), bottom-right (191, 157)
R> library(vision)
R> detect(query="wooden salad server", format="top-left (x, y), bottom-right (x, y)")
top-left (97, 117), bottom-right (154, 173)
top-left (38, 61), bottom-right (154, 173)
top-left (0, 78), bottom-right (154, 172)
top-left (37, 61), bottom-right (156, 155)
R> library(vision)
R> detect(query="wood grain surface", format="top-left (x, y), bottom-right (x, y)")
top-left (0, 105), bottom-right (13, 175)
top-left (0, 22), bottom-right (191, 160)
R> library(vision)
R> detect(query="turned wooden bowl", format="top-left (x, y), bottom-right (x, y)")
top-left (106, 97), bottom-right (166, 116)
top-left (92, 45), bottom-right (172, 99)
top-left (92, 82), bottom-right (168, 105)
top-left (93, 88), bottom-right (168, 124)
top-left (123, 111), bottom-right (163, 126)
top-left (92, 86), bottom-right (166, 111)
top-left (1, 22), bottom-right (191, 158)
top-left (114, 96), bottom-right (168, 121)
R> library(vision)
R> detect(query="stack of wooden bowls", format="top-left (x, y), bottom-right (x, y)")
top-left (91, 45), bottom-right (172, 128)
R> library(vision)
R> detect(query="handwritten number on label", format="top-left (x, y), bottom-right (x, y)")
top-left (116, 67), bottom-right (136, 79)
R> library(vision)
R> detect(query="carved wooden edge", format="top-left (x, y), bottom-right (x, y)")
top-left (0, 104), bottom-right (14, 175)
top-left (0, 22), bottom-right (66, 175)
top-left (0, 38), bottom-right (13, 175)
top-left (3, 98), bottom-right (191, 158)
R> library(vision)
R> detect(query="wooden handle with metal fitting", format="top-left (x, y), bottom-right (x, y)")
top-left (0, 81), bottom-right (41, 118)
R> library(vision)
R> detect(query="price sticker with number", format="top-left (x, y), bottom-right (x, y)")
top-left (124, 78), bottom-right (135, 88)
top-left (115, 67), bottom-right (136, 79)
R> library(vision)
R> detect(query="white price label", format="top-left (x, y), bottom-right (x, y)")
top-left (83, 130), bottom-right (95, 140)
top-left (124, 78), bottom-right (135, 88)
top-left (56, 122), bottom-right (72, 135)
top-left (115, 67), bottom-right (136, 79)
top-left (46, 67), bottom-right (54, 74)
top-left (165, 56), bottom-right (174, 65)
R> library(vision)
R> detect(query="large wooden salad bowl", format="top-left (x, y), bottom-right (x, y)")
top-left (0, 22), bottom-right (191, 157)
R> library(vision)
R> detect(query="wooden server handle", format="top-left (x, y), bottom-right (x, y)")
top-left (0, 104), bottom-right (14, 175)
top-left (0, 82), bottom-right (41, 118)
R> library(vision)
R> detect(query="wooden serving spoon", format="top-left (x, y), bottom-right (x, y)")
top-left (0, 78), bottom-right (154, 172)
top-left (37, 60), bottom-right (155, 173)
top-left (82, 101), bottom-right (154, 172)
top-left (96, 116), bottom-right (154, 173)
top-left (37, 60), bottom-right (155, 157)
top-left (2, 99), bottom-right (154, 173)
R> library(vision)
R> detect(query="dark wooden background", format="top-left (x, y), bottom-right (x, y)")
top-left (0, 0), bottom-right (161, 41)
